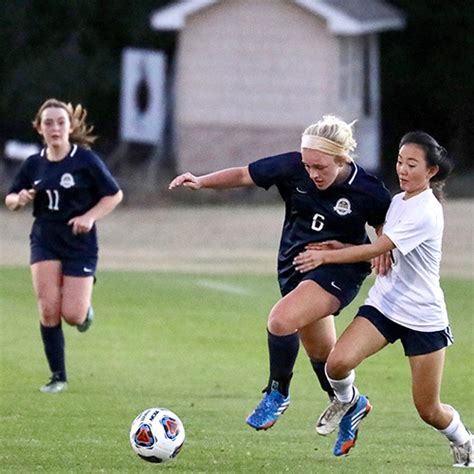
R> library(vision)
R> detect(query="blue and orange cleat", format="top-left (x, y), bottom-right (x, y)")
top-left (246, 389), bottom-right (290, 431)
top-left (333, 394), bottom-right (371, 456)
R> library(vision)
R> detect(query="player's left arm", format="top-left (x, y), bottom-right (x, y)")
top-left (293, 234), bottom-right (395, 273)
top-left (68, 190), bottom-right (123, 235)
top-left (305, 240), bottom-right (352, 251)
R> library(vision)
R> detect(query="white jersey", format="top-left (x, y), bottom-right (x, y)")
top-left (365, 189), bottom-right (448, 331)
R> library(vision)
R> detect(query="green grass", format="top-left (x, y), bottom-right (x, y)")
top-left (0, 267), bottom-right (472, 473)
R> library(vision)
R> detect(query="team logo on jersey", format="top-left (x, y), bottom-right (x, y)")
top-left (333, 198), bottom-right (352, 216)
top-left (59, 173), bottom-right (75, 189)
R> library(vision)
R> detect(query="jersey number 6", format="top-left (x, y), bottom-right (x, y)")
top-left (311, 213), bottom-right (325, 231)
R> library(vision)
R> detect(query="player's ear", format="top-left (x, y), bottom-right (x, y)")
top-left (67, 117), bottom-right (75, 136)
top-left (428, 164), bottom-right (439, 179)
top-left (35, 124), bottom-right (44, 136)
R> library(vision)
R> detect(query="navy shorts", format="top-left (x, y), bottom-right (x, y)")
top-left (30, 220), bottom-right (98, 277)
top-left (357, 305), bottom-right (454, 356)
top-left (280, 263), bottom-right (371, 314)
top-left (30, 244), bottom-right (97, 277)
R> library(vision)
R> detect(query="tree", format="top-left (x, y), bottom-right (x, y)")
top-left (0, 0), bottom-right (174, 150)
top-left (381, 0), bottom-right (474, 173)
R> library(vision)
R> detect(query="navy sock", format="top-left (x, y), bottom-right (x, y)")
top-left (40, 323), bottom-right (67, 382)
top-left (310, 359), bottom-right (335, 400)
top-left (267, 330), bottom-right (299, 396)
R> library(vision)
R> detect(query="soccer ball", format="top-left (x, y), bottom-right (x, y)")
top-left (129, 408), bottom-right (185, 463)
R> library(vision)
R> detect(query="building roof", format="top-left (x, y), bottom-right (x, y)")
top-left (150, 0), bottom-right (405, 35)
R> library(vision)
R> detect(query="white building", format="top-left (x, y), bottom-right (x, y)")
top-left (151, 0), bottom-right (405, 173)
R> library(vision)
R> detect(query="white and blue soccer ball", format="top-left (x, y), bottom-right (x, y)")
top-left (129, 408), bottom-right (185, 463)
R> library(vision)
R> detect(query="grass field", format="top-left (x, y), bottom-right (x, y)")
top-left (0, 267), bottom-right (472, 473)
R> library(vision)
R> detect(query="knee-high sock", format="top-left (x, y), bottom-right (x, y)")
top-left (267, 330), bottom-right (299, 396)
top-left (40, 323), bottom-right (66, 381)
top-left (438, 406), bottom-right (471, 446)
top-left (310, 359), bottom-right (335, 400)
top-left (326, 366), bottom-right (355, 403)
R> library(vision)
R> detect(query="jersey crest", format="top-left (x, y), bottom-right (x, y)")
top-left (59, 173), bottom-right (75, 189)
top-left (333, 198), bottom-right (352, 216)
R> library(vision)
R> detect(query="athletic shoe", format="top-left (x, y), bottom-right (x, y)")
top-left (333, 394), bottom-right (371, 456)
top-left (39, 374), bottom-right (67, 394)
top-left (77, 306), bottom-right (94, 333)
top-left (451, 433), bottom-right (474, 468)
top-left (246, 389), bottom-right (290, 430)
top-left (316, 387), bottom-right (359, 435)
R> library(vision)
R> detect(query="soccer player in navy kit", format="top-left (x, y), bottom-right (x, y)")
top-left (169, 115), bottom-right (391, 430)
top-left (5, 98), bottom-right (123, 393)
top-left (295, 132), bottom-right (473, 467)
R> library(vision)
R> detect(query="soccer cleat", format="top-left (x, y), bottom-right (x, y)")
top-left (451, 433), bottom-right (474, 468)
top-left (333, 394), bottom-right (371, 456)
top-left (77, 306), bottom-right (94, 333)
top-left (316, 387), bottom-right (359, 436)
top-left (39, 374), bottom-right (68, 394)
top-left (246, 389), bottom-right (290, 431)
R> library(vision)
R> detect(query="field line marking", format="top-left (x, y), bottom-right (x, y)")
top-left (195, 279), bottom-right (251, 295)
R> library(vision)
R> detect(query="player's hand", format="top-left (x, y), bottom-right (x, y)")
top-left (293, 250), bottom-right (326, 273)
top-left (371, 251), bottom-right (392, 276)
top-left (168, 172), bottom-right (202, 190)
top-left (17, 188), bottom-right (36, 207)
top-left (68, 215), bottom-right (95, 235)
top-left (305, 240), bottom-right (346, 251)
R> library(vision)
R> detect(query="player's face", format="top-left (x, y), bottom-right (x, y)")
top-left (301, 149), bottom-right (344, 190)
top-left (397, 143), bottom-right (438, 198)
top-left (37, 107), bottom-right (72, 148)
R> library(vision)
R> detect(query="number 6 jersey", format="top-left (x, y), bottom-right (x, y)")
top-left (248, 152), bottom-right (391, 288)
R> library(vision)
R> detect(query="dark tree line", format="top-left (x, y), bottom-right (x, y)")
top-left (381, 0), bottom-right (474, 174)
top-left (0, 0), bottom-right (174, 150)
top-left (1, 1), bottom-right (473, 176)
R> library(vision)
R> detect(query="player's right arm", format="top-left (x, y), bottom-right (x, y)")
top-left (371, 224), bottom-right (392, 275)
top-left (168, 166), bottom-right (254, 190)
top-left (5, 156), bottom-right (37, 211)
top-left (5, 189), bottom-right (36, 211)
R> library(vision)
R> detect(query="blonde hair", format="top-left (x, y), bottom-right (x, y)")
top-left (302, 115), bottom-right (357, 162)
top-left (33, 98), bottom-right (97, 148)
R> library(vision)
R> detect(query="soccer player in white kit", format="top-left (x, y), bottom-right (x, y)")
top-left (293, 131), bottom-right (472, 467)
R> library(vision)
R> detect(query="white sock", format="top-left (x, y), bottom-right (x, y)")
top-left (439, 406), bottom-right (471, 446)
top-left (325, 366), bottom-right (357, 403)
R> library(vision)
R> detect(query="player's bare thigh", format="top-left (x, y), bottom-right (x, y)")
top-left (268, 280), bottom-right (340, 336)
top-left (61, 276), bottom-right (94, 325)
top-left (31, 260), bottom-right (62, 326)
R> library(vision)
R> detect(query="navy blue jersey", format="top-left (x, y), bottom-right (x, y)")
top-left (9, 144), bottom-right (120, 269)
top-left (8, 144), bottom-right (120, 222)
top-left (249, 152), bottom-right (391, 288)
